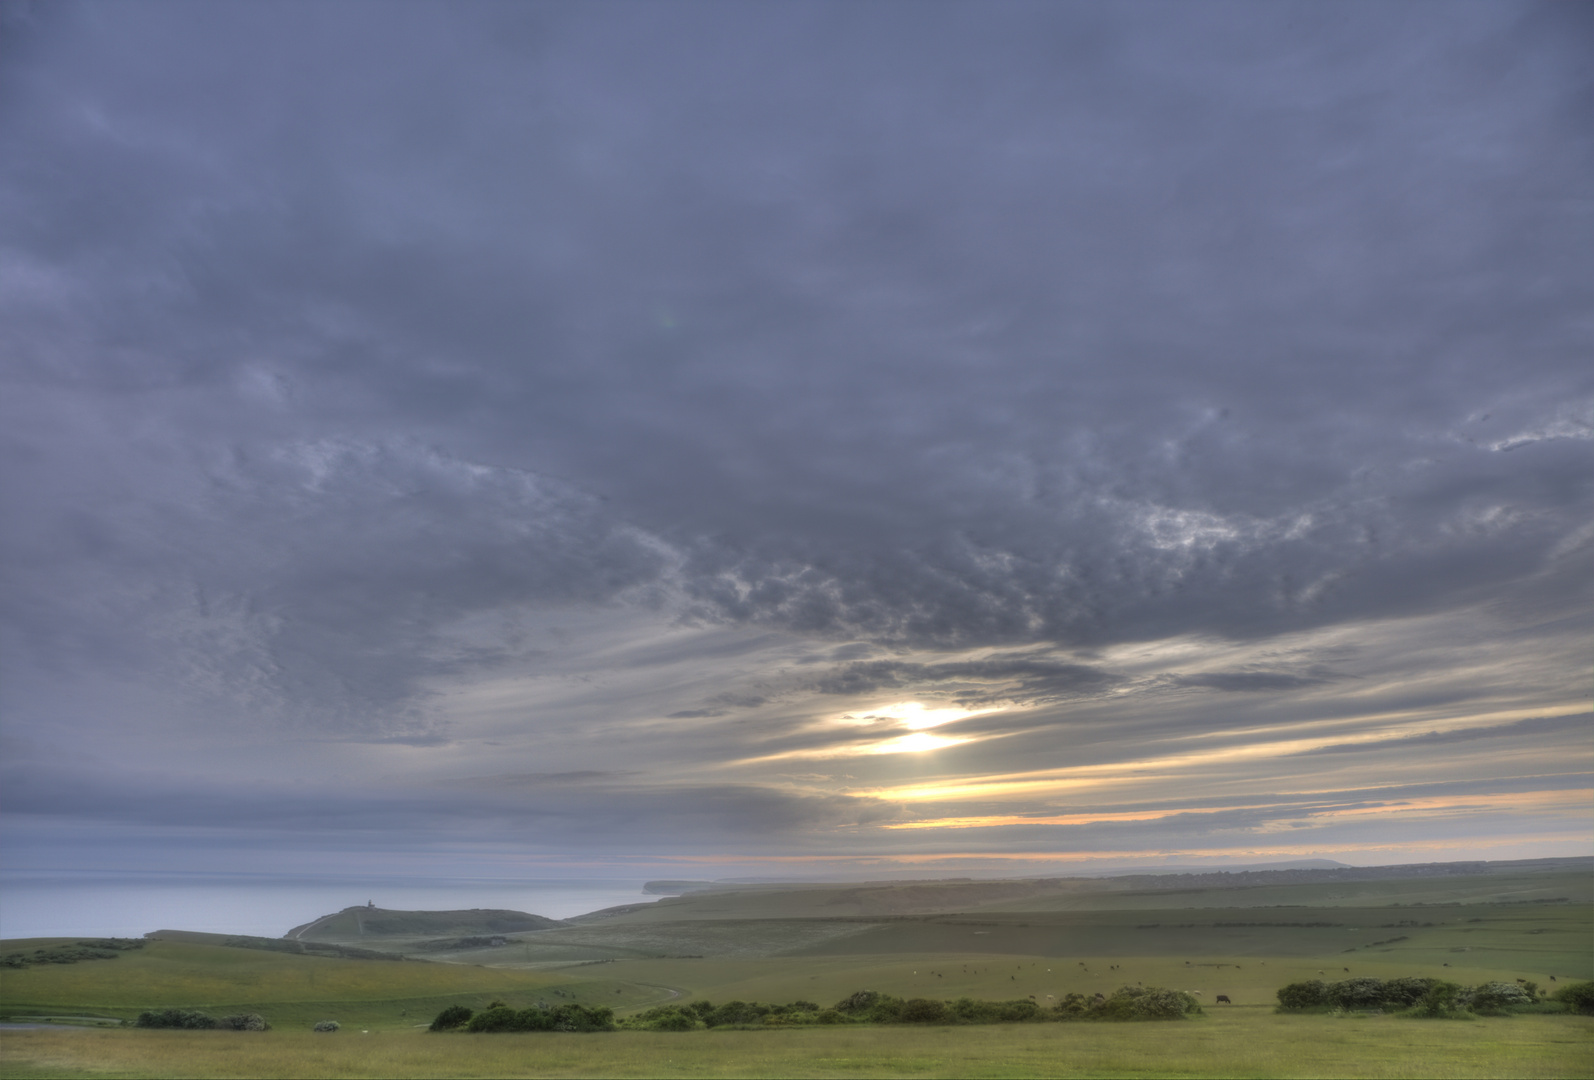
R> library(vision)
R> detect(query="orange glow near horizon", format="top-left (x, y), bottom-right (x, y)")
top-left (632, 832), bottom-right (1591, 867)
top-left (881, 787), bottom-right (1592, 831)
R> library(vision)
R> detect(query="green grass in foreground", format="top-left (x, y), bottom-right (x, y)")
top-left (2, 1011), bottom-right (1590, 1079)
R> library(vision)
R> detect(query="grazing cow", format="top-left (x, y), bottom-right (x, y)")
top-left (1215, 995), bottom-right (1232, 1004)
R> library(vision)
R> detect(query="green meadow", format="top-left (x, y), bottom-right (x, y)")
top-left (3, 861), bottom-right (1590, 1078)
top-left (4, 1013), bottom-right (1591, 1080)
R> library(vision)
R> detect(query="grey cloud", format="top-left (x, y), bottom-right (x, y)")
top-left (814, 654), bottom-right (1116, 704)
top-left (1173, 671), bottom-right (1333, 693)
top-left (6, 1), bottom-right (1590, 678)
top-left (1295, 713), bottom-right (1590, 755)
top-left (3, 761), bottom-right (900, 850)
top-left (1, 428), bottom-right (670, 738)
top-left (2, 1), bottom-right (1590, 875)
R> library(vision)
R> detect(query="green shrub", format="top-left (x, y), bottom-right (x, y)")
top-left (1410, 981), bottom-right (1463, 1017)
top-left (1380, 978), bottom-right (1437, 1008)
top-left (649, 1009), bottom-right (699, 1031)
top-left (515, 1008), bottom-right (556, 1032)
top-left (1554, 981), bottom-right (1594, 1015)
top-left (219, 1014), bottom-right (269, 1031)
top-left (6, 940), bottom-right (143, 969)
top-left (863, 996), bottom-right (907, 1023)
top-left (1463, 982), bottom-right (1531, 1016)
top-left (899, 998), bottom-right (950, 1024)
top-left (429, 1005), bottom-right (473, 1031)
top-left (1276, 980), bottom-right (1329, 1010)
top-left (136, 1009), bottom-right (219, 1030)
top-left (768, 1000), bottom-right (819, 1015)
top-left (312, 1020), bottom-right (340, 1033)
top-left (833, 990), bottom-right (883, 1016)
top-left (1087, 986), bottom-right (1202, 1021)
top-left (465, 1006), bottom-right (519, 1033)
top-left (704, 1000), bottom-right (769, 1027)
top-left (622, 1005), bottom-right (699, 1031)
top-left (549, 1003), bottom-right (613, 1032)
top-left (1325, 977), bottom-right (1388, 1010)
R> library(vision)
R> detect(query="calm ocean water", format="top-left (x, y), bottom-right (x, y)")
top-left (0, 872), bottom-right (661, 940)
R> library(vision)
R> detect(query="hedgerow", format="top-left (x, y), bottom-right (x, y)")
top-left (2, 938), bottom-right (145, 969)
top-left (432, 987), bottom-right (1201, 1034)
top-left (1275, 976), bottom-right (1550, 1016)
top-left (1554, 981), bottom-right (1594, 1015)
top-left (136, 1009), bottom-right (219, 1029)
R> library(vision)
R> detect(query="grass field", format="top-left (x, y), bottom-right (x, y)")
top-left (3, 1011), bottom-right (1590, 1079)
top-left (2, 861), bottom-right (1589, 1077)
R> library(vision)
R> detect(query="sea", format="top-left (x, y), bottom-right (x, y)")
top-left (0, 871), bottom-right (661, 940)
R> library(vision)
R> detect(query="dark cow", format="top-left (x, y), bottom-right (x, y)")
top-left (1215, 995), bottom-right (1232, 1004)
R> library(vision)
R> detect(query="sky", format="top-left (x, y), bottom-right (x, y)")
top-left (2, 0), bottom-right (1591, 892)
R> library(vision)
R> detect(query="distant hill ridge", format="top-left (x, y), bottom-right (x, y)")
top-left (641, 857), bottom-right (1593, 897)
top-left (285, 905), bottom-right (566, 941)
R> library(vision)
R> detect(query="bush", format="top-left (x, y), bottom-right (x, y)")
top-left (313, 1020), bottom-right (340, 1033)
top-left (1087, 986), bottom-right (1202, 1021)
top-left (1410, 981), bottom-right (1463, 1018)
top-left (219, 1014), bottom-right (269, 1031)
top-left (1278, 975), bottom-right (1554, 1017)
top-left (447, 1002), bottom-right (614, 1034)
top-left (429, 1005), bottom-right (473, 1031)
top-left (648, 1009), bottom-right (699, 1031)
top-left (1379, 978), bottom-right (1437, 1008)
top-left (135, 1009), bottom-right (218, 1030)
top-left (1463, 982), bottom-right (1531, 1016)
top-left (1554, 981), bottom-right (1594, 1015)
top-left (899, 998), bottom-right (951, 1024)
top-left (1279, 977), bottom-right (1444, 1013)
top-left (1325, 978), bottom-right (1388, 1010)
top-left (1276, 981), bottom-right (1329, 1010)
top-left (465, 1006), bottom-right (520, 1033)
top-left (704, 1000), bottom-right (770, 1027)
top-left (862, 995), bottom-right (906, 1023)
top-left (833, 990), bottom-right (883, 1016)
top-left (3, 939), bottom-right (144, 970)
top-left (623, 1005), bottom-right (699, 1031)
top-left (550, 1003), bottom-right (614, 1032)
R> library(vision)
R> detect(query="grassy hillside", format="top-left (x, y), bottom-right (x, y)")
top-left (0, 939), bottom-right (670, 1029)
top-left (2, 859), bottom-right (1588, 1078)
top-left (286, 907), bottom-right (566, 941)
